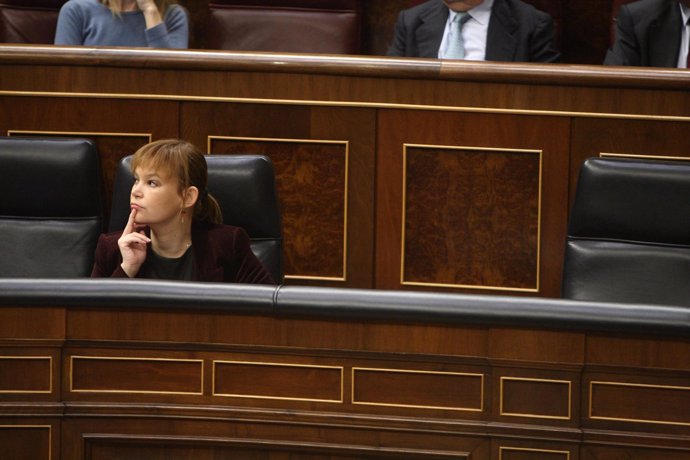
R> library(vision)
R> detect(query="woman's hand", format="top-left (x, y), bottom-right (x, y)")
top-left (136, 0), bottom-right (163, 29)
top-left (118, 208), bottom-right (151, 278)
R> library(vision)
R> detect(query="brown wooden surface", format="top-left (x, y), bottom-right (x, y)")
top-left (1, 301), bottom-right (689, 459)
top-left (2, 47), bottom-right (690, 293)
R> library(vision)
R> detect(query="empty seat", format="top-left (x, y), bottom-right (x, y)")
top-left (203, 0), bottom-right (362, 54)
top-left (109, 154), bottom-right (284, 283)
top-left (0, 137), bottom-right (104, 277)
top-left (0, 0), bottom-right (66, 44)
top-left (562, 157), bottom-right (690, 307)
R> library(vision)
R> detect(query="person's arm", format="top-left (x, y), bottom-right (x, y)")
top-left (90, 233), bottom-right (132, 278)
top-left (528, 12), bottom-right (561, 63)
top-left (143, 4), bottom-right (189, 49)
top-left (387, 10), bottom-right (408, 57)
top-left (604, 5), bottom-right (638, 66)
top-left (54, 1), bottom-right (85, 45)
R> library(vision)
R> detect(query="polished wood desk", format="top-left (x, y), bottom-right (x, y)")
top-left (0, 280), bottom-right (688, 460)
top-left (1, 46), bottom-right (690, 296)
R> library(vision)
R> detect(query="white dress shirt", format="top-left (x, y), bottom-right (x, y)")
top-left (438, 0), bottom-right (494, 60)
top-left (678, 4), bottom-right (690, 68)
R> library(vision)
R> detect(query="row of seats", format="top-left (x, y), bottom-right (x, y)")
top-left (0, 0), bottom-right (634, 54)
top-left (2, 136), bottom-right (688, 306)
top-left (0, 137), bottom-right (284, 282)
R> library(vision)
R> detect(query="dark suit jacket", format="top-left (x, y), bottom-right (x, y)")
top-left (91, 221), bottom-right (275, 284)
top-left (604, 0), bottom-right (683, 67)
top-left (386, 0), bottom-right (560, 62)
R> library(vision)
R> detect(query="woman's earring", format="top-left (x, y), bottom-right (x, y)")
top-left (180, 209), bottom-right (186, 225)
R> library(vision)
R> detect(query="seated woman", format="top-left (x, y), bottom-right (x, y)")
top-left (54, 0), bottom-right (188, 48)
top-left (91, 139), bottom-right (275, 284)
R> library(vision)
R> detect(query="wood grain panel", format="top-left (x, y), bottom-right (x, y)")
top-left (0, 425), bottom-right (51, 460)
top-left (586, 335), bottom-right (690, 370)
top-left (589, 381), bottom-right (690, 426)
top-left (70, 356), bottom-right (203, 395)
top-left (0, 357), bottom-right (51, 393)
top-left (500, 377), bottom-right (571, 420)
top-left (403, 145), bottom-right (541, 291)
top-left (582, 445), bottom-right (690, 460)
top-left (353, 368), bottom-right (483, 411)
top-left (180, 103), bottom-right (376, 287)
top-left (0, 307), bottom-right (64, 339)
top-left (213, 361), bottom-right (342, 403)
top-left (376, 110), bottom-right (569, 296)
top-left (209, 137), bottom-right (347, 280)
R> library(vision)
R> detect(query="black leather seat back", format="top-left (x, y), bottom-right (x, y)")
top-left (109, 154), bottom-right (283, 283)
top-left (0, 137), bottom-right (103, 277)
top-left (0, 0), bottom-right (65, 44)
top-left (562, 157), bottom-right (690, 306)
top-left (203, 0), bottom-right (362, 54)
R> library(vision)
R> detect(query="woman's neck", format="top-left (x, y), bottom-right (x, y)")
top-left (150, 222), bottom-right (193, 258)
top-left (121, 0), bottom-right (139, 12)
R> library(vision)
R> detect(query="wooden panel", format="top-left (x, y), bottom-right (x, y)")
top-left (209, 137), bottom-right (347, 280)
top-left (0, 307), bottom-right (64, 340)
top-left (353, 368), bottom-right (483, 412)
top-left (0, 356), bottom-right (51, 393)
top-left (0, 425), bottom-right (51, 460)
top-left (376, 110), bottom-right (569, 296)
top-left (490, 329), bottom-right (585, 364)
top-left (213, 361), bottom-right (343, 403)
top-left (586, 335), bottom-right (690, 370)
top-left (70, 356), bottom-right (203, 395)
top-left (403, 145), bottom-right (541, 291)
top-left (181, 103), bottom-right (376, 288)
top-left (500, 377), bottom-right (571, 420)
top-left (589, 380), bottom-right (690, 426)
top-left (581, 445), bottom-right (690, 460)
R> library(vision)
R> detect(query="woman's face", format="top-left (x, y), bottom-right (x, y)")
top-left (130, 164), bottom-right (185, 226)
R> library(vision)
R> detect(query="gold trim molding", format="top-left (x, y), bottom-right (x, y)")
top-left (2, 90), bottom-right (690, 122)
top-left (401, 144), bottom-right (542, 292)
top-left (589, 380), bottom-right (690, 426)
top-left (352, 367), bottom-right (484, 412)
top-left (208, 135), bottom-right (349, 282)
top-left (8, 130), bottom-right (152, 141)
top-left (70, 356), bottom-right (204, 395)
top-left (0, 356), bottom-right (52, 394)
top-left (499, 446), bottom-right (570, 459)
top-left (600, 152), bottom-right (690, 162)
top-left (0, 425), bottom-right (52, 460)
top-left (499, 377), bottom-right (572, 420)
top-left (212, 360), bottom-right (344, 403)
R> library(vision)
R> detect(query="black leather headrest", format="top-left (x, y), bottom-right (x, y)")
top-left (569, 157), bottom-right (690, 245)
top-left (0, 137), bottom-right (102, 217)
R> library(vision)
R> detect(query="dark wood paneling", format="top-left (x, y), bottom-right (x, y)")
top-left (70, 356), bottom-right (203, 394)
top-left (0, 356), bottom-right (51, 393)
top-left (403, 146), bottom-right (540, 290)
top-left (214, 361), bottom-right (342, 402)
top-left (0, 425), bottom-right (52, 460)
top-left (376, 110), bottom-right (569, 295)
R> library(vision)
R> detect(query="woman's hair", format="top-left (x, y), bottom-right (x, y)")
top-left (131, 139), bottom-right (223, 225)
top-left (100, 0), bottom-right (175, 15)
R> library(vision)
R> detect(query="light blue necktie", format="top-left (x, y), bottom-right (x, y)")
top-left (446, 12), bottom-right (470, 59)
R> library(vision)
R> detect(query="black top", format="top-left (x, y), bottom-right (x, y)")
top-left (140, 245), bottom-right (195, 281)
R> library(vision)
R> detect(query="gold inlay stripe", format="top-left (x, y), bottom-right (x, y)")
top-left (8, 130), bottom-right (152, 140)
top-left (499, 446), bottom-right (570, 459)
top-left (589, 380), bottom-right (690, 426)
top-left (0, 356), bottom-right (52, 394)
top-left (70, 356), bottom-right (204, 395)
top-left (2, 90), bottom-right (690, 122)
top-left (212, 360), bottom-right (344, 403)
top-left (0, 425), bottom-right (52, 460)
top-left (600, 152), bottom-right (690, 162)
top-left (208, 135), bottom-right (349, 282)
top-left (499, 377), bottom-right (572, 420)
top-left (401, 144), bottom-right (542, 292)
top-left (352, 367), bottom-right (484, 412)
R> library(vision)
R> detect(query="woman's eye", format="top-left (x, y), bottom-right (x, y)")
top-left (148, 180), bottom-right (157, 187)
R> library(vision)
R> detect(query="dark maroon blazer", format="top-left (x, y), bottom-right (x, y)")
top-left (91, 222), bottom-right (275, 284)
